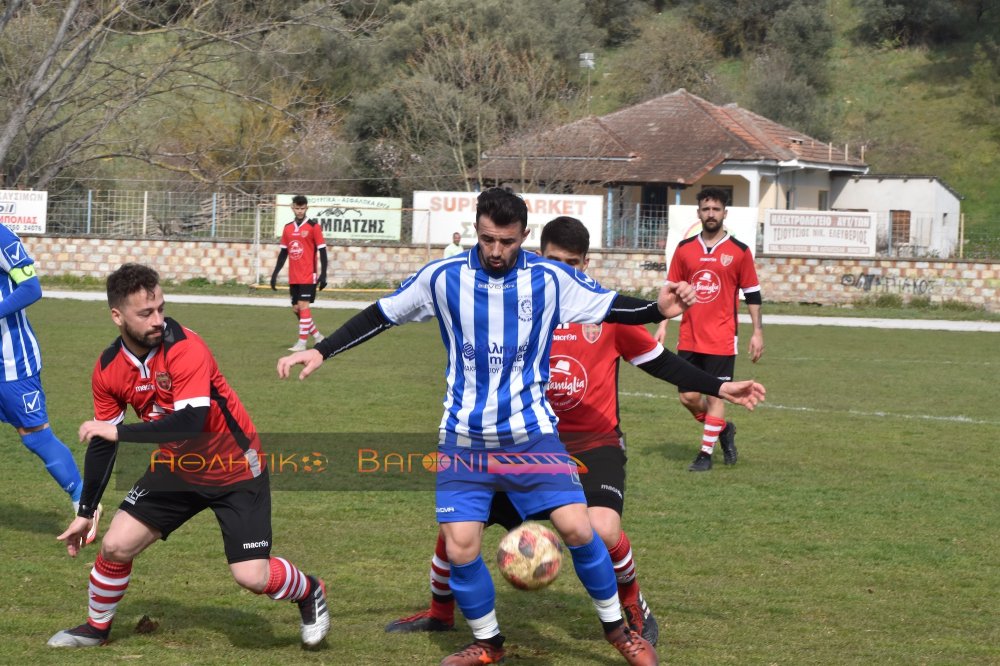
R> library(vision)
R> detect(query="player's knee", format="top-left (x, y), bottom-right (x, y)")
top-left (99, 538), bottom-right (137, 564)
top-left (229, 560), bottom-right (269, 593)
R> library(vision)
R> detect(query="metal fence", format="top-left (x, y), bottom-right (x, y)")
top-left (43, 189), bottom-right (1000, 259)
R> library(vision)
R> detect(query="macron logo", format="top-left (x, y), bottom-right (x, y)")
top-left (3, 241), bottom-right (24, 265)
top-left (21, 391), bottom-right (41, 413)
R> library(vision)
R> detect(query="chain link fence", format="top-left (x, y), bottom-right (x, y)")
top-left (41, 189), bottom-right (1000, 259)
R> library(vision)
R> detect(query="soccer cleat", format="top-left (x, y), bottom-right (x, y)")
top-left (85, 503), bottom-right (103, 546)
top-left (385, 609), bottom-right (455, 633)
top-left (622, 591), bottom-right (659, 647)
top-left (288, 340), bottom-right (308, 352)
top-left (719, 421), bottom-right (738, 465)
top-left (47, 623), bottom-right (109, 647)
top-left (313, 334), bottom-right (325, 344)
top-left (297, 575), bottom-right (330, 647)
top-left (688, 451), bottom-right (712, 472)
top-left (606, 624), bottom-right (658, 665)
top-left (440, 639), bottom-right (506, 665)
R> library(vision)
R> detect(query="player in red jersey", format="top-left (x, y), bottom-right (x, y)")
top-left (271, 194), bottom-right (328, 352)
top-left (656, 187), bottom-right (764, 471)
top-left (385, 217), bottom-right (766, 654)
top-left (48, 264), bottom-right (329, 649)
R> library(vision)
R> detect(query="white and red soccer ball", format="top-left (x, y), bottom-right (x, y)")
top-left (496, 522), bottom-right (563, 590)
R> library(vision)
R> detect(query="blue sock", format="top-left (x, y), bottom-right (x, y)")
top-left (449, 555), bottom-right (496, 621)
top-left (568, 530), bottom-right (618, 600)
top-left (21, 429), bottom-right (82, 502)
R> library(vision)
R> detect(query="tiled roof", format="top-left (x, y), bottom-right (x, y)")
top-left (481, 89), bottom-right (867, 185)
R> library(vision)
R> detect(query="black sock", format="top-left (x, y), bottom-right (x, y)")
top-left (601, 618), bottom-right (625, 634)
top-left (484, 633), bottom-right (505, 648)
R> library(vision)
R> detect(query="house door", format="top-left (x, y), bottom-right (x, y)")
top-left (640, 185), bottom-right (669, 248)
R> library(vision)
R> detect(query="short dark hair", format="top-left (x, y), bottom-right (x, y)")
top-left (476, 187), bottom-right (528, 229)
top-left (292, 194), bottom-right (308, 206)
top-left (697, 187), bottom-right (729, 207)
top-left (540, 216), bottom-right (590, 256)
top-left (107, 263), bottom-right (160, 309)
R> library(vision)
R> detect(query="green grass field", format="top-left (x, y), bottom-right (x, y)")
top-left (2, 299), bottom-right (998, 665)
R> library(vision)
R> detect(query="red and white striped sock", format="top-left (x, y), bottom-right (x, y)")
top-left (429, 531), bottom-right (454, 622)
top-left (701, 415), bottom-right (727, 455)
top-left (297, 309), bottom-right (313, 342)
top-left (88, 554), bottom-right (132, 632)
top-left (608, 531), bottom-right (638, 604)
top-left (263, 556), bottom-right (311, 602)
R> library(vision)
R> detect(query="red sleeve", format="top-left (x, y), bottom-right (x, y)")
top-left (667, 246), bottom-right (686, 283)
top-left (739, 247), bottom-right (760, 291)
top-left (614, 324), bottom-right (659, 363)
top-left (167, 336), bottom-right (213, 410)
top-left (279, 224), bottom-right (291, 249)
top-left (313, 221), bottom-right (326, 248)
top-left (92, 360), bottom-right (126, 424)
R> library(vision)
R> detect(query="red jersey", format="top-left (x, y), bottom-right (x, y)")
top-left (546, 322), bottom-right (661, 454)
top-left (667, 233), bottom-right (760, 356)
top-left (280, 219), bottom-right (326, 285)
top-left (92, 318), bottom-right (263, 486)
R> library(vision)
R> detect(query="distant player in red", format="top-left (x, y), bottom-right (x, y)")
top-left (656, 187), bottom-right (764, 471)
top-left (48, 263), bottom-right (329, 649)
top-left (271, 194), bottom-right (328, 352)
top-left (385, 217), bottom-right (766, 651)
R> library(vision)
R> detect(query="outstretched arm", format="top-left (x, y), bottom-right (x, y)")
top-left (277, 303), bottom-right (393, 380)
top-left (0, 268), bottom-right (42, 318)
top-left (603, 282), bottom-right (694, 325)
top-left (718, 379), bottom-right (766, 410)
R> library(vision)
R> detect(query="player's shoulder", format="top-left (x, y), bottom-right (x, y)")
top-left (725, 234), bottom-right (752, 254)
top-left (677, 235), bottom-right (701, 250)
top-left (97, 339), bottom-right (123, 371)
top-left (161, 318), bottom-right (197, 351)
top-left (0, 223), bottom-right (19, 242)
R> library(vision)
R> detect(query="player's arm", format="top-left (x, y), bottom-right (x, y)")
top-left (0, 263), bottom-right (42, 318)
top-left (635, 347), bottom-right (724, 396)
top-left (744, 289), bottom-right (764, 363)
top-left (75, 436), bottom-right (117, 519)
top-left (318, 247), bottom-right (328, 290)
top-left (115, 405), bottom-right (209, 443)
top-left (278, 303), bottom-right (394, 380)
top-left (603, 281), bottom-right (694, 325)
top-left (270, 248), bottom-right (288, 290)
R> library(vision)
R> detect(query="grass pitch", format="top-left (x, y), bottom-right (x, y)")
top-left (1, 299), bottom-right (997, 665)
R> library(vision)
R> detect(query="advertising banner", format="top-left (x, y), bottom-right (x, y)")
top-left (0, 189), bottom-right (47, 234)
top-left (274, 194), bottom-right (402, 241)
top-left (763, 210), bottom-right (876, 257)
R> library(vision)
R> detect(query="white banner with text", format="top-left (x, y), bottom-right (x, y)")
top-left (0, 189), bottom-right (47, 234)
top-left (274, 194), bottom-right (403, 241)
top-left (763, 210), bottom-right (876, 257)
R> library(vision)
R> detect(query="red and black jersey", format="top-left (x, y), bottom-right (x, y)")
top-left (668, 233), bottom-right (760, 356)
top-left (92, 318), bottom-right (263, 485)
top-left (280, 219), bottom-right (326, 285)
top-left (546, 322), bottom-right (661, 454)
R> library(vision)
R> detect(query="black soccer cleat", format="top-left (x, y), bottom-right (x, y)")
top-left (622, 590), bottom-right (660, 647)
top-left (47, 622), bottom-right (110, 647)
top-left (719, 421), bottom-right (738, 465)
top-left (688, 451), bottom-right (712, 472)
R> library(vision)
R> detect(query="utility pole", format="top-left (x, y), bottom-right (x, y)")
top-left (579, 52), bottom-right (595, 114)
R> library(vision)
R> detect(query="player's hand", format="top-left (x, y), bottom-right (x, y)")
top-left (318, 274), bottom-right (327, 291)
top-left (748, 330), bottom-right (764, 363)
top-left (270, 273), bottom-right (278, 291)
top-left (653, 320), bottom-right (668, 345)
top-left (57, 517), bottom-right (94, 558)
top-left (277, 349), bottom-right (324, 381)
top-left (718, 379), bottom-right (766, 411)
top-left (79, 419), bottom-right (118, 444)
top-left (657, 280), bottom-right (695, 318)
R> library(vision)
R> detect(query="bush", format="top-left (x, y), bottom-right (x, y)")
top-left (907, 296), bottom-right (932, 309)
top-left (873, 293), bottom-right (904, 308)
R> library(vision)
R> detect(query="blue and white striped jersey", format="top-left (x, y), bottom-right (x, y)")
top-left (378, 248), bottom-right (616, 448)
top-left (0, 225), bottom-right (42, 381)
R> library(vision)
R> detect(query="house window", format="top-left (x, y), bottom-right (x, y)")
top-left (818, 190), bottom-right (829, 211)
top-left (891, 210), bottom-right (911, 246)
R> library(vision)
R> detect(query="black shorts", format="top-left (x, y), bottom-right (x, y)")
top-left (677, 351), bottom-right (735, 391)
top-left (119, 470), bottom-right (272, 564)
top-left (289, 283), bottom-right (317, 305)
top-left (486, 444), bottom-right (628, 527)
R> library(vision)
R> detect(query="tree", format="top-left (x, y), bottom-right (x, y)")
top-left (743, 50), bottom-right (828, 138)
top-left (0, 0), bottom-right (365, 191)
top-left (765, 0), bottom-right (834, 92)
top-left (851, 0), bottom-right (963, 46)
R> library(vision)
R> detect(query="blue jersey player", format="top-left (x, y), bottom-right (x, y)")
top-left (277, 188), bottom-right (692, 666)
top-left (0, 224), bottom-right (100, 543)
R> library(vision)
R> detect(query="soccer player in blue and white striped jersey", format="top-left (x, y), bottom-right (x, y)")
top-left (278, 188), bottom-right (690, 666)
top-left (0, 224), bottom-right (96, 539)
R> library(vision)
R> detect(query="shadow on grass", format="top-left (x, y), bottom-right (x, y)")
top-left (0, 501), bottom-right (66, 538)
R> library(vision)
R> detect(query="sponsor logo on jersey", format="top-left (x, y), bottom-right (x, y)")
top-left (436, 506), bottom-right (455, 513)
top-left (600, 483), bottom-right (624, 499)
top-left (720, 253), bottom-right (734, 267)
top-left (21, 390), bottom-right (41, 413)
top-left (155, 371), bottom-right (172, 391)
top-left (124, 484), bottom-right (150, 505)
top-left (582, 324), bottom-right (602, 343)
top-left (462, 342), bottom-right (476, 360)
top-left (3, 240), bottom-right (24, 265)
top-left (242, 540), bottom-right (269, 550)
top-left (517, 296), bottom-right (533, 322)
top-left (399, 272), bottom-right (417, 289)
top-left (547, 355), bottom-right (587, 411)
top-left (134, 382), bottom-right (155, 392)
top-left (288, 239), bottom-right (305, 260)
top-left (692, 269), bottom-right (722, 304)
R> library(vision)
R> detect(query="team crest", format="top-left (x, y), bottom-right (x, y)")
top-left (517, 296), bottom-right (533, 322)
top-left (582, 324), bottom-right (602, 343)
top-left (720, 253), bottom-right (734, 267)
top-left (155, 371), bottom-right (172, 391)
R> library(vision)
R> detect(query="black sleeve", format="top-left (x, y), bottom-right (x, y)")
top-left (116, 405), bottom-right (209, 444)
top-left (636, 349), bottom-right (724, 396)
top-left (603, 294), bottom-right (665, 325)
top-left (77, 438), bottom-right (118, 518)
top-left (744, 290), bottom-right (762, 305)
top-left (313, 303), bottom-right (393, 359)
top-left (318, 247), bottom-right (328, 275)
top-left (272, 248), bottom-right (288, 276)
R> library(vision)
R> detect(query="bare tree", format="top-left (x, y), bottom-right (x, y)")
top-left (0, 0), bottom-right (369, 190)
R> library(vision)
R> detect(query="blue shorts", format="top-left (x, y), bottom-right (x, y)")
top-left (0, 375), bottom-right (49, 429)
top-left (435, 433), bottom-right (586, 523)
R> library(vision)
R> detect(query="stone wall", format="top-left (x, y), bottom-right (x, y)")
top-left (23, 236), bottom-right (999, 312)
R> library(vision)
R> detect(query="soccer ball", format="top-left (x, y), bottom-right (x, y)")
top-left (496, 522), bottom-right (563, 590)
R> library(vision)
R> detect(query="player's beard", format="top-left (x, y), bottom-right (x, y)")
top-left (123, 321), bottom-right (164, 351)
top-left (701, 217), bottom-right (723, 233)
